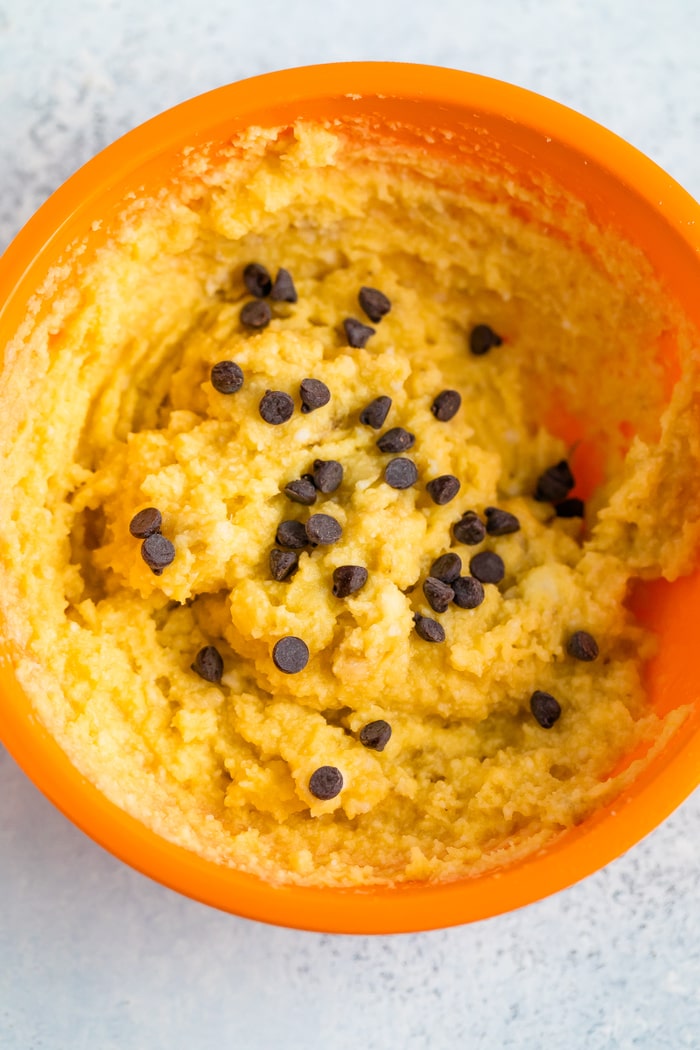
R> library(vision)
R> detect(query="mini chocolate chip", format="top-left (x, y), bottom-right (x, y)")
top-left (276, 520), bottom-right (309, 549)
top-left (191, 645), bottom-right (224, 684)
top-left (270, 267), bottom-right (297, 303)
top-left (453, 510), bottom-right (486, 545)
top-left (385, 457), bottom-right (418, 489)
top-left (284, 478), bottom-right (317, 506)
top-left (567, 630), bottom-right (599, 661)
top-left (530, 690), bottom-right (562, 729)
top-left (332, 565), bottom-right (368, 598)
top-left (300, 378), bottom-right (330, 413)
top-left (413, 613), bottom-right (446, 643)
top-left (359, 286), bottom-right (391, 323)
top-left (210, 360), bottom-right (244, 394)
top-left (259, 390), bottom-right (294, 425)
top-left (535, 460), bottom-right (575, 502)
top-left (469, 324), bottom-right (503, 355)
top-left (309, 765), bottom-right (343, 800)
top-left (556, 498), bottom-right (585, 518)
top-left (141, 533), bottom-right (175, 575)
top-left (306, 513), bottom-right (342, 545)
top-left (269, 548), bottom-right (299, 581)
top-left (485, 506), bottom-right (521, 535)
top-left (240, 299), bottom-right (272, 329)
top-left (376, 427), bottom-right (415, 453)
top-left (431, 389), bottom-right (462, 422)
top-left (359, 395), bottom-right (392, 429)
top-left (129, 507), bottom-right (162, 538)
top-left (359, 720), bottom-right (392, 751)
top-left (313, 459), bottom-right (343, 494)
top-left (430, 552), bottom-right (462, 583)
top-left (243, 262), bottom-right (272, 298)
top-left (423, 576), bottom-right (454, 613)
top-left (452, 575), bottom-right (485, 609)
top-left (273, 636), bottom-right (309, 674)
top-left (469, 551), bottom-right (505, 584)
top-left (343, 317), bottom-right (375, 348)
top-left (426, 475), bottom-right (461, 505)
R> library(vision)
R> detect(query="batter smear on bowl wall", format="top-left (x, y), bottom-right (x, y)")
top-left (1, 121), bottom-right (700, 887)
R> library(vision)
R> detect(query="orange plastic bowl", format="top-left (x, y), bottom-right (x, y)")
top-left (2, 63), bottom-right (700, 934)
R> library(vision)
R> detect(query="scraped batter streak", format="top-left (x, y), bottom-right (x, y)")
top-left (1, 123), bottom-right (699, 886)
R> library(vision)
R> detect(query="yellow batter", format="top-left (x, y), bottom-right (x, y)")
top-left (1, 123), bottom-right (699, 886)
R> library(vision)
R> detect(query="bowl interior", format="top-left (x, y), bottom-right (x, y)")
top-left (1, 64), bottom-right (700, 932)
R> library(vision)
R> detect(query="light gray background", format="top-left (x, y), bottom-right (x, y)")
top-left (1, 2), bottom-right (699, 1047)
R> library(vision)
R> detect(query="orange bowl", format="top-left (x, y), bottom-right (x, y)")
top-left (1, 62), bottom-right (700, 934)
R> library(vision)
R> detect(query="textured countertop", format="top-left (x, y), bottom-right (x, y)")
top-left (1, 2), bottom-right (699, 1047)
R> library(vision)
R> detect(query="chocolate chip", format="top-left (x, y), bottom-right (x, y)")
top-left (452, 575), bottom-right (485, 609)
top-left (535, 460), bottom-right (575, 502)
top-left (431, 389), bottom-right (462, 421)
top-left (413, 613), bottom-right (446, 643)
top-left (240, 299), bottom-right (272, 329)
top-left (343, 317), bottom-right (375, 348)
top-left (210, 360), bottom-right (244, 394)
top-left (285, 478), bottom-right (318, 506)
top-left (269, 548), bottom-right (299, 580)
top-left (430, 552), bottom-right (462, 583)
top-left (270, 267), bottom-right (297, 303)
top-left (359, 286), bottom-right (391, 323)
top-left (385, 458), bottom-right (418, 489)
top-left (485, 506), bottom-right (520, 535)
top-left (423, 576), bottom-right (454, 613)
top-left (530, 690), bottom-right (562, 729)
top-left (333, 565), bottom-right (368, 598)
top-left (141, 533), bottom-right (175, 575)
top-left (273, 636), bottom-right (309, 674)
top-left (453, 510), bottom-right (486, 545)
top-left (359, 720), bottom-right (392, 751)
top-left (300, 378), bottom-right (330, 413)
top-left (309, 765), bottom-right (343, 800)
top-left (243, 262), bottom-right (272, 298)
top-left (555, 498), bottom-right (585, 518)
top-left (191, 645), bottom-right (224, 684)
top-left (313, 459), bottom-right (343, 494)
top-left (306, 513), bottom-right (342, 545)
top-left (259, 390), bottom-right (294, 425)
top-left (129, 507), bottom-right (162, 538)
top-left (469, 324), bottom-right (502, 355)
top-left (567, 630), bottom-right (599, 661)
top-left (276, 520), bottom-right (308, 549)
top-left (426, 475), bottom-right (461, 505)
top-left (359, 395), bottom-right (392, 429)
top-left (469, 551), bottom-right (505, 584)
top-left (376, 427), bottom-right (415, 453)
top-left (284, 477), bottom-right (317, 506)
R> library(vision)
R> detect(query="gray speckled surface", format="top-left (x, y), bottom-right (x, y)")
top-left (1, 2), bottom-right (700, 1047)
